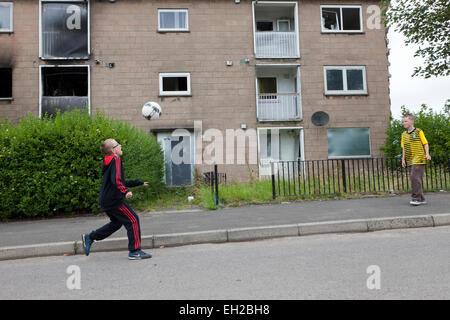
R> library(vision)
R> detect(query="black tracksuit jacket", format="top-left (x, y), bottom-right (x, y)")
top-left (99, 155), bottom-right (143, 211)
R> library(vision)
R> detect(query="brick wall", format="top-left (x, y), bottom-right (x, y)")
top-left (0, 0), bottom-right (391, 182)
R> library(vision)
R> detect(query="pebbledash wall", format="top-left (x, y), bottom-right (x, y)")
top-left (0, 0), bottom-right (391, 184)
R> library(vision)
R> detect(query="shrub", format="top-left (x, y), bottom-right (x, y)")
top-left (380, 104), bottom-right (450, 158)
top-left (0, 109), bottom-right (165, 220)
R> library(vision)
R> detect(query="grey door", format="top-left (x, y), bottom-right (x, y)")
top-left (170, 136), bottom-right (192, 186)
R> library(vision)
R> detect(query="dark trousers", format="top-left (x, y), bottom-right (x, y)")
top-left (409, 164), bottom-right (425, 201)
top-left (90, 202), bottom-right (141, 252)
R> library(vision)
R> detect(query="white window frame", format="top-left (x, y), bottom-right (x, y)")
top-left (320, 5), bottom-right (363, 33)
top-left (39, 65), bottom-right (91, 118)
top-left (159, 73), bottom-right (191, 96)
top-left (0, 2), bottom-right (13, 33)
top-left (39, 0), bottom-right (91, 60)
top-left (277, 19), bottom-right (290, 32)
top-left (323, 66), bottom-right (367, 95)
top-left (327, 127), bottom-right (372, 159)
top-left (158, 9), bottom-right (189, 32)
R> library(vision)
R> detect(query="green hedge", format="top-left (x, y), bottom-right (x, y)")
top-left (380, 104), bottom-right (450, 158)
top-left (0, 109), bottom-right (165, 220)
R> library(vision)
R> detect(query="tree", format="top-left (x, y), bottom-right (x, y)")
top-left (382, 0), bottom-right (450, 78)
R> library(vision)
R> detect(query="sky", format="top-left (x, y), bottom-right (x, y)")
top-left (387, 29), bottom-right (450, 120)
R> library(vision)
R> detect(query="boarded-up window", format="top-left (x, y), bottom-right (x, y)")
top-left (40, 1), bottom-right (89, 59)
top-left (327, 128), bottom-right (371, 158)
top-left (40, 66), bottom-right (89, 117)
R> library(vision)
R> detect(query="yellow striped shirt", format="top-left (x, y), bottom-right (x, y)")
top-left (401, 128), bottom-right (428, 165)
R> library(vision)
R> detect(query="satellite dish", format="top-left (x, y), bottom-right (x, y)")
top-left (311, 111), bottom-right (329, 126)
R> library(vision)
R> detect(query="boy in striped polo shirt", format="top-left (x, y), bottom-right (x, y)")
top-left (401, 114), bottom-right (431, 206)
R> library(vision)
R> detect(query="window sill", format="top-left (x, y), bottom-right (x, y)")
top-left (39, 56), bottom-right (90, 61)
top-left (0, 98), bottom-right (13, 101)
top-left (158, 30), bottom-right (190, 33)
top-left (321, 31), bottom-right (365, 35)
top-left (257, 118), bottom-right (303, 123)
top-left (255, 56), bottom-right (301, 60)
top-left (159, 94), bottom-right (192, 97)
top-left (324, 92), bottom-right (368, 97)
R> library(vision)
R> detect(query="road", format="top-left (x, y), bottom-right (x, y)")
top-left (0, 226), bottom-right (449, 300)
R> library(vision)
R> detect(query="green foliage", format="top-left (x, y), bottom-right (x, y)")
top-left (381, 0), bottom-right (450, 78)
top-left (0, 109), bottom-right (165, 220)
top-left (380, 104), bottom-right (450, 158)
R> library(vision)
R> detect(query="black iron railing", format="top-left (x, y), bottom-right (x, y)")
top-left (270, 156), bottom-right (450, 198)
top-left (203, 165), bottom-right (227, 205)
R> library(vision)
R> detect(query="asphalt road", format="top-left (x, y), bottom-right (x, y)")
top-left (0, 226), bottom-right (449, 300)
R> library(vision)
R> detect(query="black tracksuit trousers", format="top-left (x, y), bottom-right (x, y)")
top-left (89, 202), bottom-right (141, 252)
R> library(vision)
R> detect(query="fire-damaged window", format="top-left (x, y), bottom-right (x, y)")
top-left (40, 1), bottom-right (89, 59)
top-left (0, 68), bottom-right (12, 98)
top-left (40, 66), bottom-right (89, 117)
top-left (321, 5), bottom-right (362, 32)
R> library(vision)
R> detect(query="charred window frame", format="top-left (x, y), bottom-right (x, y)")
top-left (39, 0), bottom-right (90, 60)
top-left (0, 68), bottom-right (12, 99)
top-left (320, 5), bottom-right (363, 33)
top-left (39, 65), bottom-right (90, 118)
top-left (0, 2), bottom-right (13, 33)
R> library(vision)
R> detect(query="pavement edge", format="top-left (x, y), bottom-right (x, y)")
top-left (1, 213), bottom-right (449, 261)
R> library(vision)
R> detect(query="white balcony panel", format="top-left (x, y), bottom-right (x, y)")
top-left (257, 93), bottom-right (301, 121)
top-left (255, 32), bottom-right (298, 58)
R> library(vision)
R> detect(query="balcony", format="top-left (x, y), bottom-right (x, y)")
top-left (257, 93), bottom-right (301, 121)
top-left (256, 64), bottom-right (302, 122)
top-left (255, 32), bottom-right (298, 58)
top-left (253, 1), bottom-right (299, 59)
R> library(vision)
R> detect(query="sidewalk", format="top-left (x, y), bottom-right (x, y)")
top-left (0, 192), bottom-right (449, 260)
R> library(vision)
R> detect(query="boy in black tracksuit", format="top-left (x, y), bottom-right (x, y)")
top-left (82, 139), bottom-right (152, 260)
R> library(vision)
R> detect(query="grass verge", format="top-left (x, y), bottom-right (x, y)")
top-left (133, 179), bottom-right (419, 213)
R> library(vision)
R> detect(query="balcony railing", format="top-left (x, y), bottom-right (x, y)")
top-left (257, 93), bottom-right (301, 121)
top-left (255, 31), bottom-right (298, 58)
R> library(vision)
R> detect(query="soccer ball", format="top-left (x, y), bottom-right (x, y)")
top-left (142, 102), bottom-right (162, 120)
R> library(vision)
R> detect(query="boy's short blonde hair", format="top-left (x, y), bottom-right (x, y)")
top-left (101, 138), bottom-right (116, 155)
top-left (402, 113), bottom-right (415, 121)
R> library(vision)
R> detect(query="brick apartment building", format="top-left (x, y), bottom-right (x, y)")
top-left (0, 0), bottom-right (391, 186)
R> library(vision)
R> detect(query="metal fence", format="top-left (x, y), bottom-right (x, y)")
top-left (270, 156), bottom-right (450, 198)
top-left (203, 165), bottom-right (227, 205)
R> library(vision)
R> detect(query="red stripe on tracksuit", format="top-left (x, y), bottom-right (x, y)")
top-left (119, 205), bottom-right (140, 250)
top-left (115, 157), bottom-right (128, 194)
